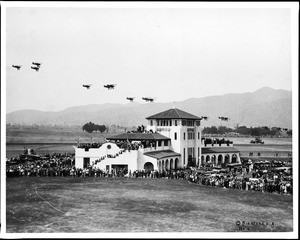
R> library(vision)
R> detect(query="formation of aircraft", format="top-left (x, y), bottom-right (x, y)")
top-left (31, 66), bottom-right (40, 72)
top-left (31, 62), bottom-right (41, 72)
top-left (83, 84), bottom-right (92, 89)
top-left (12, 62), bottom-right (42, 71)
top-left (80, 84), bottom-right (156, 103)
top-left (104, 84), bottom-right (116, 90)
top-left (219, 116), bottom-right (230, 121)
top-left (142, 97), bottom-right (155, 102)
top-left (12, 65), bottom-right (21, 70)
top-left (126, 97), bottom-right (135, 102)
top-left (32, 62), bottom-right (41, 67)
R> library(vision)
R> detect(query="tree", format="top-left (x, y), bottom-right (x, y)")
top-left (236, 126), bottom-right (251, 135)
top-left (261, 126), bottom-right (270, 136)
top-left (218, 126), bottom-right (233, 134)
top-left (210, 126), bottom-right (218, 134)
top-left (270, 127), bottom-right (280, 136)
top-left (250, 127), bottom-right (261, 136)
top-left (98, 125), bottom-right (107, 133)
top-left (82, 122), bottom-right (107, 133)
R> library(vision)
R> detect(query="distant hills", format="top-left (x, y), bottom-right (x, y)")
top-left (6, 87), bottom-right (292, 128)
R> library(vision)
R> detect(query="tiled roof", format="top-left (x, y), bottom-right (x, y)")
top-left (144, 150), bottom-right (181, 160)
top-left (201, 147), bottom-right (240, 154)
top-left (146, 108), bottom-right (201, 120)
top-left (106, 133), bottom-right (170, 141)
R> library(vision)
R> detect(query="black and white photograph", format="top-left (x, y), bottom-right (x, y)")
top-left (1, 1), bottom-right (298, 238)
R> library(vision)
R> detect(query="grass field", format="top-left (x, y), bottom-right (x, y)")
top-left (6, 177), bottom-right (293, 233)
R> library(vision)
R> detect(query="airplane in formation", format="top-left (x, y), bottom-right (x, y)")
top-left (200, 116), bottom-right (208, 120)
top-left (12, 65), bottom-right (22, 70)
top-left (104, 84), bottom-right (116, 90)
top-left (126, 97), bottom-right (135, 102)
top-left (83, 84), bottom-right (92, 89)
top-left (31, 66), bottom-right (40, 72)
top-left (142, 97), bottom-right (155, 102)
top-left (219, 116), bottom-right (230, 121)
top-left (32, 62), bottom-right (41, 67)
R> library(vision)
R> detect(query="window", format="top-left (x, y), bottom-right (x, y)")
top-left (174, 132), bottom-right (177, 140)
top-left (107, 144), bottom-right (111, 149)
top-left (183, 148), bottom-right (185, 165)
top-left (169, 120), bottom-right (172, 126)
top-left (258, 152), bottom-right (261, 156)
top-left (182, 120), bottom-right (187, 126)
top-left (183, 132), bottom-right (186, 140)
top-left (158, 141), bottom-right (162, 147)
top-left (164, 140), bottom-right (168, 146)
top-left (188, 131), bottom-right (195, 140)
top-left (150, 120), bottom-right (153, 126)
top-left (196, 120), bottom-right (200, 126)
top-left (198, 147), bottom-right (200, 159)
top-left (187, 120), bottom-right (194, 126)
top-left (175, 120), bottom-right (177, 126)
top-left (198, 132), bottom-right (200, 139)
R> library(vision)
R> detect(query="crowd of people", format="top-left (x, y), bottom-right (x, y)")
top-left (6, 151), bottom-right (292, 195)
top-left (77, 142), bottom-right (104, 150)
top-left (203, 138), bottom-right (233, 146)
top-left (6, 153), bottom-right (74, 177)
top-left (187, 167), bottom-right (293, 195)
top-left (77, 139), bottom-right (157, 152)
top-left (114, 139), bottom-right (157, 151)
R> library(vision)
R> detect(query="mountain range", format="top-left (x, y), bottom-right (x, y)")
top-left (6, 87), bottom-right (292, 128)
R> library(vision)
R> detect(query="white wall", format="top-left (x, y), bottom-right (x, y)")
top-left (75, 142), bottom-right (123, 169)
top-left (75, 143), bottom-right (159, 172)
top-left (75, 142), bottom-right (121, 159)
top-left (95, 150), bottom-right (138, 172)
top-left (137, 150), bottom-right (158, 170)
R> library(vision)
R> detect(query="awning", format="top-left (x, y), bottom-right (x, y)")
top-left (227, 163), bottom-right (242, 167)
top-left (201, 147), bottom-right (240, 154)
top-left (107, 133), bottom-right (170, 141)
top-left (143, 150), bottom-right (181, 160)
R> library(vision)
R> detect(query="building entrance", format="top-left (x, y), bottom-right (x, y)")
top-left (83, 158), bottom-right (90, 168)
top-left (144, 162), bottom-right (154, 172)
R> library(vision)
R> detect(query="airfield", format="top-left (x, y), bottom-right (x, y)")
top-left (5, 125), bottom-right (294, 233)
top-left (6, 177), bottom-right (293, 233)
top-left (6, 124), bottom-right (293, 159)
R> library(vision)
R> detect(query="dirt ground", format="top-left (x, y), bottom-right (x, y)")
top-left (6, 177), bottom-right (293, 233)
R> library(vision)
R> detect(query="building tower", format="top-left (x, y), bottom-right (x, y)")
top-left (146, 108), bottom-right (202, 168)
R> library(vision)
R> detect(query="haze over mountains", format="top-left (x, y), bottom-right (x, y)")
top-left (6, 87), bottom-right (292, 128)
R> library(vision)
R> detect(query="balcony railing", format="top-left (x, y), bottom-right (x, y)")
top-left (142, 146), bottom-right (171, 153)
top-left (202, 143), bottom-right (233, 147)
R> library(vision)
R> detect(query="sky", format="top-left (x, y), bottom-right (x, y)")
top-left (4, 3), bottom-right (295, 113)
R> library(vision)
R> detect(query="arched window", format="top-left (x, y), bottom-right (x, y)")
top-left (218, 155), bottom-right (223, 165)
top-left (232, 154), bottom-right (238, 163)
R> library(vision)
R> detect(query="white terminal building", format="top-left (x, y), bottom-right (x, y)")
top-left (74, 108), bottom-right (241, 172)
